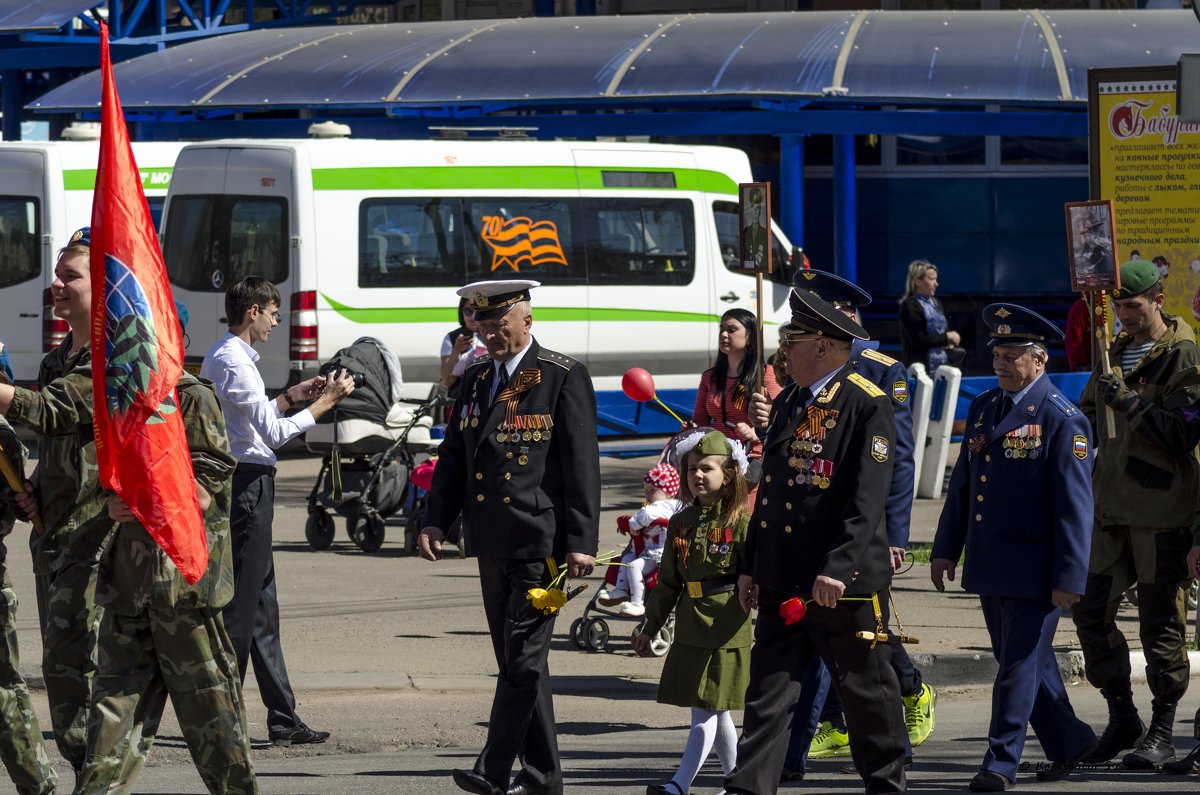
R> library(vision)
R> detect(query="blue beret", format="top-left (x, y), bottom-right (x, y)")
top-left (174, 300), bottom-right (189, 333)
top-left (68, 227), bottom-right (90, 247)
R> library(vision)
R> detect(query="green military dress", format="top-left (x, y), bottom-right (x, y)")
top-left (642, 500), bottom-right (751, 710)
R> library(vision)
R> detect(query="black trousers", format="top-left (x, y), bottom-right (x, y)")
top-left (726, 589), bottom-right (908, 795)
top-left (222, 466), bottom-right (300, 734)
top-left (475, 557), bottom-right (562, 795)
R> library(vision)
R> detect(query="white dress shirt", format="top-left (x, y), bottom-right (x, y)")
top-left (201, 332), bottom-right (315, 465)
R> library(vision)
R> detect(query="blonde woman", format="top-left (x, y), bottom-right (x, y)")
top-left (898, 259), bottom-right (962, 370)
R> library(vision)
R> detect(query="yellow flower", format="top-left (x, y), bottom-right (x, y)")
top-left (526, 586), bottom-right (568, 614)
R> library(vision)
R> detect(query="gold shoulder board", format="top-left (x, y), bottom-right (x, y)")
top-left (847, 372), bottom-right (885, 398)
top-left (860, 348), bottom-right (898, 367)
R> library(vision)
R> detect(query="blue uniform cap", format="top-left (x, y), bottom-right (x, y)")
top-left (792, 269), bottom-right (873, 309)
top-left (783, 288), bottom-right (869, 342)
top-left (983, 303), bottom-right (1064, 348)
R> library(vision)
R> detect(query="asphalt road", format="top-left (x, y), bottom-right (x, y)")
top-left (6, 450), bottom-right (1199, 793)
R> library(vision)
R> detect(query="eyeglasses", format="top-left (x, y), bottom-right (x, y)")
top-left (779, 336), bottom-right (820, 349)
top-left (255, 305), bottom-right (281, 322)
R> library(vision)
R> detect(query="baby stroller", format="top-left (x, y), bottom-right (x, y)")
top-left (567, 427), bottom-right (715, 655)
top-left (304, 337), bottom-right (441, 553)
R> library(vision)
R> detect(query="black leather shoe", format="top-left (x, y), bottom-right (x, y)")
top-left (646, 783), bottom-right (687, 795)
top-left (507, 783), bottom-right (551, 795)
top-left (967, 771), bottom-right (1013, 792)
top-left (1037, 739), bottom-right (1097, 782)
top-left (452, 769), bottom-right (504, 795)
top-left (779, 767), bottom-right (805, 782)
top-left (268, 722), bottom-right (330, 746)
top-left (1163, 745), bottom-right (1200, 775)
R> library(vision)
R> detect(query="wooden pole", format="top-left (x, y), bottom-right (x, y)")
top-left (1095, 290), bottom-right (1116, 439)
top-left (0, 440), bottom-right (43, 535)
top-left (756, 271), bottom-right (766, 395)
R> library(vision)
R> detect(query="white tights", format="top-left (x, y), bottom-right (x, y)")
top-left (613, 556), bottom-right (657, 604)
top-left (669, 708), bottom-right (737, 793)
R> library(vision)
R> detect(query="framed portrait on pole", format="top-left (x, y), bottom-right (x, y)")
top-left (1065, 199), bottom-right (1120, 293)
top-left (739, 182), bottom-right (772, 275)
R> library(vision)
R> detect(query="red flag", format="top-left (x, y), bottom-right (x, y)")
top-left (89, 22), bottom-right (208, 584)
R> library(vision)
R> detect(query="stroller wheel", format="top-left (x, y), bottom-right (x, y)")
top-left (305, 510), bottom-right (336, 551)
top-left (569, 618), bottom-right (588, 650)
top-left (633, 623), bottom-right (672, 657)
top-left (351, 510), bottom-right (386, 553)
top-left (583, 619), bottom-right (610, 652)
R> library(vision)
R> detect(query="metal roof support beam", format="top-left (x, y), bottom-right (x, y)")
top-left (110, 107), bottom-right (1089, 141)
top-left (779, 134), bottom-right (804, 253)
top-left (3, 70), bottom-right (22, 141)
top-left (833, 133), bottom-right (856, 283)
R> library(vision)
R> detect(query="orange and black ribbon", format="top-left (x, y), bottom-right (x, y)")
top-left (497, 369), bottom-right (542, 428)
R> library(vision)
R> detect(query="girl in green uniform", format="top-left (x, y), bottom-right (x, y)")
top-left (635, 430), bottom-right (752, 795)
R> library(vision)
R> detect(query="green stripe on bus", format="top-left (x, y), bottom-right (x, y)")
top-left (321, 293), bottom-right (722, 323)
top-left (311, 166), bottom-right (738, 195)
top-left (64, 168), bottom-right (173, 191)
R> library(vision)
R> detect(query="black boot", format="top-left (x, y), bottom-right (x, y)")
top-left (1082, 687), bottom-right (1144, 764)
top-left (1123, 700), bottom-right (1177, 769)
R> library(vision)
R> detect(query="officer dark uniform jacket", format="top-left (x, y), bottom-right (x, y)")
top-left (424, 342), bottom-right (600, 559)
top-left (727, 289), bottom-right (907, 795)
top-left (793, 269), bottom-right (916, 550)
top-left (933, 304), bottom-right (1096, 788)
top-left (423, 279), bottom-right (600, 795)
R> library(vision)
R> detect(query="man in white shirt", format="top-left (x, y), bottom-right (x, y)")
top-left (201, 276), bottom-right (355, 745)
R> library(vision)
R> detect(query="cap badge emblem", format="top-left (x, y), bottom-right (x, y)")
top-left (997, 324), bottom-right (1011, 335)
top-left (995, 307), bottom-right (1012, 318)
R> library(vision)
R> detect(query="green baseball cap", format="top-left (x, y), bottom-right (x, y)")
top-left (1112, 259), bottom-right (1160, 299)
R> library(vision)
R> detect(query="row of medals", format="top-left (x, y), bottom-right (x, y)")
top-left (1003, 433), bottom-right (1041, 459)
top-left (789, 434), bottom-right (832, 489)
top-left (496, 426), bottom-right (551, 444)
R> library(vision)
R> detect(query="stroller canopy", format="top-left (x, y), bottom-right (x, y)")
top-left (318, 337), bottom-right (404, 425)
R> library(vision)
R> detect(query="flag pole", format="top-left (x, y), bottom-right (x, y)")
top-left (0, 441), bottom-right (43, 534)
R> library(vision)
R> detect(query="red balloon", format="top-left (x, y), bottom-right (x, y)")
top-left (622, 367), bottom-right (656, 402)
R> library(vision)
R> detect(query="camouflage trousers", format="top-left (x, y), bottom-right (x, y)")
top-left (75, 605), bottom-right (257, 795)
top-left (34, 559), bottom-right (102, 774)
top-left (0, 562), bottom-right (56, 795)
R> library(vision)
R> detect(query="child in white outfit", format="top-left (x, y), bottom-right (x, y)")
top-left (602, 463), bottom-right (682, 617)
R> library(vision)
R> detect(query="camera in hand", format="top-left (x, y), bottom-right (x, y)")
top-left (319, 361), bottom-right (367, 389)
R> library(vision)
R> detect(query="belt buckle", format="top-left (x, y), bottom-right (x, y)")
top-left (687, 581), bottom-right (703, 599)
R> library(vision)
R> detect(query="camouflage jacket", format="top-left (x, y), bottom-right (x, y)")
top-left (0, 416), bottom-right (25, 552)
top-left (1080, 314), bottom-right (1200, 528)
top-left (5, 339), bottom-right (116, 574)
top-left (98, 372), bottom-right (236, 614)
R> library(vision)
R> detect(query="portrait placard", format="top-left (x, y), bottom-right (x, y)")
top-left (1065, 199), bottom-right (1120, 293)
top-left (739, 182), bottom-right (772, 275)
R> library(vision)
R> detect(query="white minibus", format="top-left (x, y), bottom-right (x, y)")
top-left (161, 139), bottom-right (798, 422)
top-left (0, 140), bottom-right (181, 384)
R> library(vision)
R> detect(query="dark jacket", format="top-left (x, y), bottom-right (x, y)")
top-left (898, 295), bottom-right (950, 369)
top-left (425, 337), bottom-right (601, 559)
top-left (933, 375), bottom-right (1093, 599)
top-left (744, 364), bottom-right (896, 596)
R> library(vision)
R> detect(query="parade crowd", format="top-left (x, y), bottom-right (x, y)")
top-left (0, 229), bottom-right (1196, 795)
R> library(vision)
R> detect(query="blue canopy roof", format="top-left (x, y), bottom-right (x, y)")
top-left (29, 10), bottom-right (1198, 113)
top-left (0, 0), bottom-right (92, 32)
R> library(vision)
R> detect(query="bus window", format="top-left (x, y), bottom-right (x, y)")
top-left (164, 195), bottom-right (288, 291)
top-left (359, 198), bottom-right (465, 287)
top-left (462, 198), bottom-right (583, 285)
top-left (715, 200), bottom-right (792, 285)
top-left (0, 197), bottom-right (39, 289)
top-left (584, 198), bottom-right (695, 286)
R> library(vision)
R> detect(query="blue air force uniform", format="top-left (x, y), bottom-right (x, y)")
top-left (932, 304), bottom-right (1096, 786)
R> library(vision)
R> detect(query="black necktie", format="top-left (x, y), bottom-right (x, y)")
top-left (493, 365), bottom-right (510, 406)
top-left (995, 394), bottom-right (1013, 427)
top-left (789, 387), bottom-right (813, 424)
